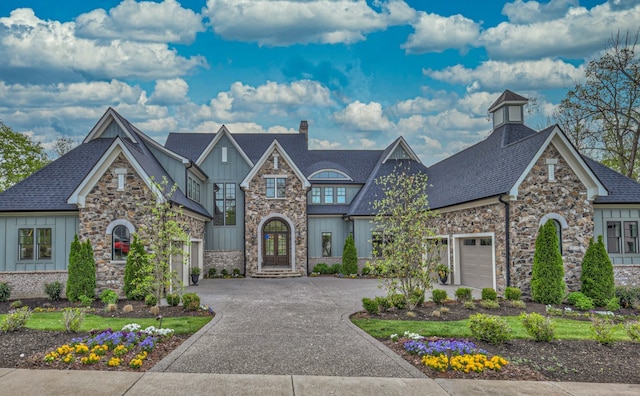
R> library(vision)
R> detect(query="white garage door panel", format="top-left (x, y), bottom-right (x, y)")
top-left (459, 239), bottom-right (493, 289)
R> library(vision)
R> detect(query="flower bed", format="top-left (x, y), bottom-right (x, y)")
top-left (43, 324), bottom-right (174, 370)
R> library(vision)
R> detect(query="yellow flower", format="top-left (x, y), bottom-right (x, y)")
top-left (108, 357), bottom-right (121, 367)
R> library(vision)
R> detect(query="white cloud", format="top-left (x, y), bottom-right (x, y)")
top-left (402, 11), bottom-right (480, 54)
top-left (203, 0), bottom-right (415, 46)
top-left (149, 79), bottom-right (189, 105)
top-left (192, 121), bottom-right (296, 134)
top-left (0, 8), bottom-right (207, 83)
top-left (480, 2), bottom-right (640, 59)
top-left (75, 0), bottom-right (205, 44)
top-left (309, 138), bottom-right (342, 149)
top-left (333, 101), bottom-right (394, 131)
top-left (424, 59), bottom-right (584, 91)
top-left (502, 0), bottom-right (578, 24)
top-left (393, 96), bottom-right (452, 115)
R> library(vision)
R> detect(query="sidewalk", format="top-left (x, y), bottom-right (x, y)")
top-left (1, 368), bottom-right (638, 396)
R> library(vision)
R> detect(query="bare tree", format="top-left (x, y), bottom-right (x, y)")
top-left (558, 31), bottom-right (640, 179)
top-left (52, 136), bottom-right (76, 158)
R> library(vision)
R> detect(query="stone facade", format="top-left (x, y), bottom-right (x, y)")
top-left (244, 148), bottom-right (308, 275)
top-left (613, 266), bottom-right (640, 286)
top-left (79, 152), bottom-right (205, 296)
top-left (1, 271), bottom-right (68, 299)
top-left (204, 250), bottom-right (244, 276)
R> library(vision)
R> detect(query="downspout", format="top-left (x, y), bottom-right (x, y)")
top-left (498, 195), bottom-right (511, 287)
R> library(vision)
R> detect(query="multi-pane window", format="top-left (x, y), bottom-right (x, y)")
top-left (324, 187), bottom-right (334, 204)
top-left (18, 228), bottom-right (53, 261)
top-left (214, 183), bottom-right (236, 226)
top-left (372, 231), bottom-right (393, 258)
top-left (624, 221), bottom-right (638, 254)
top-left (336, 187), bottom-right (346, 204)
top-left (187, 176), bottom-right (201, 203)
top-left (322, 232), bottom-right (332, 257)
top-left (266, 177), bottom-right (286, 198)
top-left (312, 187), bottom-right (321, 204)
top-left (607, 221), bottom-right (622, 253)
top-left (112, 225), bottom-right (130, 261)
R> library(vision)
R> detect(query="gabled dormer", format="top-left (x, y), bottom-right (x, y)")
top-left (488, 90), bottom-right (528, 128)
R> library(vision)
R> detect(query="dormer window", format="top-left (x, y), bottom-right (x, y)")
top-left (309, 169), bottom-right (351, 180)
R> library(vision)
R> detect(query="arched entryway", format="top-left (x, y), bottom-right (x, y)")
top-left (262, 218), bottom-right (290, 267)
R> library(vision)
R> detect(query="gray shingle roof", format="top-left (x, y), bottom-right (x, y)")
top-left (0, 139), bottom-right (112, 211)
top-left (584, 156), bottom-right (640, 203)
top-left (165, 133), bottom-right (215, 161)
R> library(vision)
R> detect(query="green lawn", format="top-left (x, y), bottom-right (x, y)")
top-left (352, 316), bottom-right (631, 341)
top-left (1, 312), bottom-right (211, 334)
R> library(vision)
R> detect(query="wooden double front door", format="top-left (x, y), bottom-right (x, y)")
top-left (263, 219), bottom-right (290, 267)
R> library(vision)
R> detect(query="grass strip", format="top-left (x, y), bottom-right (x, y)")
top-left (352, 316), bottom-right (631, 341)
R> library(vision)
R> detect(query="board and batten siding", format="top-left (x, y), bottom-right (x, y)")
top-left (594, 206), bottom-right (640, 264)
top-left (0, 214), bottom-right (79, 271)
top-left (200, 134), bottom-right (251, 251)
top-left (146, 143), bottom-right (188, 189)
top-left (308, 217), bottom-right (350, 257)
top-left (353, 218), bottom-right (376, 257)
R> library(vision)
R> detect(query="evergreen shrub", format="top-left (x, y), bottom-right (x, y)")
top-left (531, 221), bottom-right (565, 304)
top-left (580, 236), bottom-right (615, 307)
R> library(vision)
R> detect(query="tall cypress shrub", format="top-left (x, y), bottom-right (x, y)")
top-left (66, 234), bottom-right (82, 302)
top-left (341, 234), bottom-right (358, 275)
top-left (531, 220), bottom-right (565, 304)
top-left (124, 235), bottom-right (151, 300)
top-left (580, 235), bottom-right (614, 306)
top-left (80, 239), bottom-right (96, 298)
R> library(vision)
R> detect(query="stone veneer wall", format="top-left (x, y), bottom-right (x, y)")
top-left (307, 257), bottom-right (381, 274)
top-left (79, 153), bottom-right (205, 296)
top-left (244, 148), bottom-right (307, 275)
top-left (1, 271), bottom-right (68, 299)
top-left (204, 250), bottom-right (244, 275)
top-left (511, 144), bottom-right (593, 294)
top-left (614, 266), bottom-right (640, 286)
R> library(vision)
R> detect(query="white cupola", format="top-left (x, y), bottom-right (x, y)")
top-left (488, 90), bottom-right (528, 128)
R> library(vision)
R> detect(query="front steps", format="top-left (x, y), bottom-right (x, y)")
top-left (252, 269), bottom-right (302, 278)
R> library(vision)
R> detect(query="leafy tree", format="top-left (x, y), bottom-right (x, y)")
top-left (370, 162), bottom-right (440, 310)
top-left (341, 234), bottom-right (358, 275)
top-left (580, 236), bottom-right (615, 307)
top-left (531, 220), bottom-right (565, 304)
top-left (123, 234), bottom-right (152, 300)
top-left (0, 121), bottom-right (49, 192)
top-left (137, 177), bottom-right (190, 307)
top-left (558, 31), bottom-right (640, 179)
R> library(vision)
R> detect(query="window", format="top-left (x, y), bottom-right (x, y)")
top-left (551, 219), bottom-right (562, 254)
top-left (309, 170), bottom-right (350, 180)
top-left (607, 221), bottom-right (621, 253)
top-left (214, 183), bottom-right (236, 226)
top-left (222, 147), bottom-right (228, 163)
top-left (480, 238), bottom-right (492, 246)
top-left (187, 177), bottom-right (201, 203)
top-left (372, 231), bottom-right (393, 258)
top-left (18, 228), bottom-right (53, 261)
top-left (324, 187), bottom-right (334, 204)
top-left (624, 221), bottom-right (638, 254)
top-left (463, 239), bottom-right (476, 246)
top-left (311, 187), bottom-right (321, 204)
top-left (112, 225), bottom-right (130, 261)
top-left (336, 187), bottom-right (346, 204)
top-left (322, 232), bottom-right (332, 257)
top-left (266, 177), bottom-right (286, 198)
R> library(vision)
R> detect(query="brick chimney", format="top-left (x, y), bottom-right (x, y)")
top-left (299, 120), bottom-right (308, 147)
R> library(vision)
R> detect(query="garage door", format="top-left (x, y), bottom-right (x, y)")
top-left (459, 237), bottom-right (493, 289)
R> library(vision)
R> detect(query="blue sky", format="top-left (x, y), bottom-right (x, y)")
top-left (1, 0), bottom-right (638, 165)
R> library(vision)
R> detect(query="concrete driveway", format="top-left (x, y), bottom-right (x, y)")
top-left (152, 277), bottom-right (433, 377)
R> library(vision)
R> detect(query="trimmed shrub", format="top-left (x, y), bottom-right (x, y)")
top-left (566, 291), bottom-right (594, 311)
top-left (208, 267), bottom-right (217, 278)
top-left (0, 307), bottom-right (32, 332)
top-left (463, 301), bottom-right (476, 310)
top-left (431, 289), bottom-right (448, 304)
top-left (329, 263), bottom-right (342, 275)
top-left (78, 295), bottom-right (93, 307)
top-left (44, 281), bottom-right (63, 301)
top-left (221, 269), bottom-right (229, 277)
top-left (504, 287), bottom-right (522, 301)
top-left (481, 288), bottom-right (497, 301)
top-left (580, 236), bottom-right (615, 307)
top-left (605, 297), bottom-right (621, 312)
top-left (591, 317), bottom-right (616, 345)
top-left (312, 263), bottom-right (329, 274)
top-left (0, 282), bottom-right (12, 303)
top-left (124, 235), bottom-right (151, 301)
top-left (341, 235), bottom-right (358, 275)
top-left (145, 294), bottom-right (157, 307)
top-left (389, 293), bottom-right (407, 310)
top-left (531, 221), bottom-right (565, 304)
top-left (469, 313), bottom-right (512, 344)
top-left (166, 293), bottom-right (180, 307)
top-left (100, 289), bottom-right (118, 305)
top-left (375, 296), bottom-right (391, 312)
top-left (615, 286), bottom-right (640, 308)
top-left (520, 312), bottom-right (555, 342)
top-left (182, 293), bottom-right (200, 311)
top-left (361, 265), bottom-right (372, 276)
top-left (66, 236), bottom-right (96, 302)
top-left (455, 287), bottom-right (472, 303)
top-left (510, 300), bottom-right (527, 309)
top-left (362, 297), bottom-right (379, 314)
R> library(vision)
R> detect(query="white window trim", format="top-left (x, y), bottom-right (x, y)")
top-left (264, 175), bottom-right (287, 199)
top-left (222, 147), bottom-right (228, 163)
top-left (115, 168), bottom-right (127, 191)
top-left (273, 154), bottom-right (279, 170)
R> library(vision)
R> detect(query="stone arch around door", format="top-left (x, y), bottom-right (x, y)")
top-left (257, 214), bottom-right (296, 272)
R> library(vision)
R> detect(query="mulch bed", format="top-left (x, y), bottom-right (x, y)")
top-left (352, 299), bottom-right (640, 383)
top-left (0, 298), bottom-right (211, 371)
